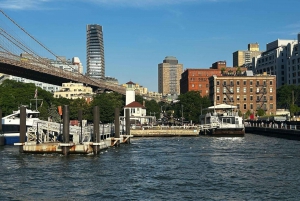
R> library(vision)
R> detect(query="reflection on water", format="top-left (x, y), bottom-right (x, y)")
top-left (1, 134), bottom-right (300, 200)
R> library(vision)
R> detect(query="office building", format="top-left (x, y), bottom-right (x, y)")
top-left (86, 24), bottom-right (105, 80)
top-left (252, 34), bottom-right (300, 89)
top-left (208, 72), bottom-right (276, 115)
top-left (233, 43), bottom-right (263, 69)
top-left (158, 56), bottom-right (183, 95)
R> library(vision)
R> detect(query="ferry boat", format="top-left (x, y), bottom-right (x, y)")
top-left (1, 107), bottom-right (40, 145)
top-left (199, 104), bottom-right (245, 136)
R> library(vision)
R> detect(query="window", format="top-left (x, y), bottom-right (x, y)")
top-left (217, 87), bottom-right (220, 93)
top-left (237, 87), bottom-right (240, 93)
top-left (244, 104), bottom-right (247, 109)
top-left (250, 88), bottom-right (253, 93)
top-left (270, 96), bottom-right (273, 100)
top-left (244, 95), bottom-right (246, 101)
top-left (250, 104), bottom-right (253, 109)
top-left (270, 80), bottom-right (273, 85)
top-left (243, 87), bottom-right (246, 93)
top-left (223, 97), bottom-right (227, 101)
top-left (217, 95), bottom-right (220, 101)
top-left (237, 104), bottom-right (240, 109)
top-left (237, 81), bottom-right (240, 85)
top-left (192, 84), bottom-right (194, 87)
top-left (237, 95), bottom-right (240, 101)
top-left (256, 88), bottom-right (260, 93)
top-left (217, 81), bottom-right (220, 85)
top-left (250, 80), bottom-right (253, 85)
top-left (270, 104), bottom-right (273, 109)
top-left (206, 84), bottom-right (209, 88)
top-left (243, 81), bottom-right (246, 85)
top-left (250, 95), bottom-right (253, 101)
top-left (223, 87), bottom-right (227, 93)
top-left (199, 84), bottom-right (202, 88)
top-left (230, 87), bottom-right (233, 93)
top-left (256, 81), bottom-right (259, 85)
top-left (270, 88), bottom-right (273, 93)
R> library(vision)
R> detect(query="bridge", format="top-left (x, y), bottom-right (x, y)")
top-left (0, 10), bottom-right (126, 94)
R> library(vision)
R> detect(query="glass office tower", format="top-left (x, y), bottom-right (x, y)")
top-left (86, 24), bottom-right (105, 80)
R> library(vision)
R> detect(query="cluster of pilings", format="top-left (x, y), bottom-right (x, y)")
top-left (12, 106), bottom-right (132, 155)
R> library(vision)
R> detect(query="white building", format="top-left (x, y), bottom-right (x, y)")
top-left (53, 82), bottom-right (94, 103)
top-left (252, 34), bottom-right (300, 89)
top-left (123, 81), bottom-right (147, 125)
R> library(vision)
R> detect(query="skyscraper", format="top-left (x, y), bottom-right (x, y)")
top-left (86, 24), bottom-right (105, 80)
top-left (158, 56), bottom-right (183, 95)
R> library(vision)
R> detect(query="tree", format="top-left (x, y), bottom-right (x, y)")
top-left (221, 67), bottom-right (226, 75)
top-left (257, 108), bottom-right (265, 117)
top-left (277, 85), bottom-right (300, 116)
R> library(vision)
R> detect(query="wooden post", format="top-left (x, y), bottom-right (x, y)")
top-left (126, 109), bottom-right (130, 136)
top-left (62, 105), bottom-right (70, 155)
top-left (19, 106), bottom-right (26, 152)
top-left (93, 106), bottom-right (100, 154)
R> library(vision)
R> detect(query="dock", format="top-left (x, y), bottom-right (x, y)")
top-left (130, 125), bottom-right (200, 137)
top-left (13, 106), bottom-right (133, 155)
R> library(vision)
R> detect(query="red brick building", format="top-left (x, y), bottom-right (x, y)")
top-left (180, 61), bottom-right (247, 97)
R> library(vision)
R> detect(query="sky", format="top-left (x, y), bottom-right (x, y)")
top-left (1, 0), bottom-right (300, 92)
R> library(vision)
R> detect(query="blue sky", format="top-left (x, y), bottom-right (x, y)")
top-left (1, 0), bottom-right (300, 92)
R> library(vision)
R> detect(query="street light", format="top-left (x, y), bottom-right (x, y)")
top-left (181, 104), bottom-right (183, 125)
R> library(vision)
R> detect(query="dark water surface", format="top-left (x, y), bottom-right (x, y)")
top-left (1, 134), bottom-right (300, 201)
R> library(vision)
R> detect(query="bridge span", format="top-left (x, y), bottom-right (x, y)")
top-left (0, 55), bottom-right (126, 95)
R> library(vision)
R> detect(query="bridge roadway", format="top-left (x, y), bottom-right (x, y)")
top-left (0, 56), bottom-right (126, 94)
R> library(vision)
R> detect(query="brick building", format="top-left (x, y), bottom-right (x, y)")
top-left (180, 61), bottom-right (247, 97)
top-left (208, 72), bottom-right (276, 116)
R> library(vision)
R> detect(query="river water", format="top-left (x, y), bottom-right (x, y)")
top-left (1, 134), bottom-right (300, 200)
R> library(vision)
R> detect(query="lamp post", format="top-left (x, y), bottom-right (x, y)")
top-left (181, 104), bottom-right (183, 126)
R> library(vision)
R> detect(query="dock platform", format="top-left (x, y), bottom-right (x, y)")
top-left (130, 126), bottom-right (199, 137)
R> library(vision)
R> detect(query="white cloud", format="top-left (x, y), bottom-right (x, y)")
top-left (0, 0), bottom-right (52, 10)
top-left (0, 0), bottom-right (240, 10)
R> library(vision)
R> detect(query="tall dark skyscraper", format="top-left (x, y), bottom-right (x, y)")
top-left (86, 24), bottom-right (105, 80)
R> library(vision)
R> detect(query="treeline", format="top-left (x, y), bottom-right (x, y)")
top-left (0, 80), bottom-right (211, 123)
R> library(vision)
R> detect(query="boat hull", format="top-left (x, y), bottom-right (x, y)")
top-left (200, 128), bottom-right (245, 137)
top-left (3, 135), bottom-right (20, 145)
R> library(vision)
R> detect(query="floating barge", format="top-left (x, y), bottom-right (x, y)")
top-left (14, 135), bottom-right (131, 154)
top-left (13, 106), bottom-right (133, 155)
top-left (130, 125), bottom-right (200, 137)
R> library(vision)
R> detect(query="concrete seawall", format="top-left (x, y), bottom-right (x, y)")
top-left (245, 126), bottom-right (300, 140)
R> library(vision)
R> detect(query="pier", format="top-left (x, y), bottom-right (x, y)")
top-left (14, 106), bottom-right (133, 155)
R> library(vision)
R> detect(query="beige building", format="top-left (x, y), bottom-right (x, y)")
top-left (121, 81), bottom-right (148, 95)
top-left (209, 72), bottom-right (276, 116)
top-left (158, 56), bottom-right (183, 95)
top-left (233, 43), bottom-right (263, 67)
top-left (54, 82), bottom-right (94, 102)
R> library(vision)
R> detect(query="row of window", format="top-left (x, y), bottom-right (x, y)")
top-left (217, 95), bottom-right (273, 101)
top-left (217, 80), bottom-right (273, 86)
top-left (234, 103), bottom-right (274, 110)
top-left (216, 87), bottom-right (273, 93)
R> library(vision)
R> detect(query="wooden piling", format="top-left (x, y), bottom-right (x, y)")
top-left (78, 110), bottom-right (82, 143)
top-left (93, 106), bottom-right (100, 154)
top-left (19, 106), bottom-right (26, 153)
top-left (126, 109), bottom-right (130, 136)
top-left (62, 105), bottom-right (70, 155)
top-left (0, 108), bottom-right (4, 146)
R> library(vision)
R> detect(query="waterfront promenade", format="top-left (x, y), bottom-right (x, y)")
top-left (245, 120), bottom-right (300, 140)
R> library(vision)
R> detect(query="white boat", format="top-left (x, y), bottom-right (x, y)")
top-left (1, 107), bottom-right (40, 145)
top-left (199, 104), bottom-right (245, 136)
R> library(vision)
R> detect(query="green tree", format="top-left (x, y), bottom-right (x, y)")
top-left (257, 108), bottom-right (265, 117)
top-left (277, 85), bottom-right (300, 116)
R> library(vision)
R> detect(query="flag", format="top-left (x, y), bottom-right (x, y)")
top-left (40, 100), bottom-right (43, 107)
top-left (34, 88), bottom-right (37, 98)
